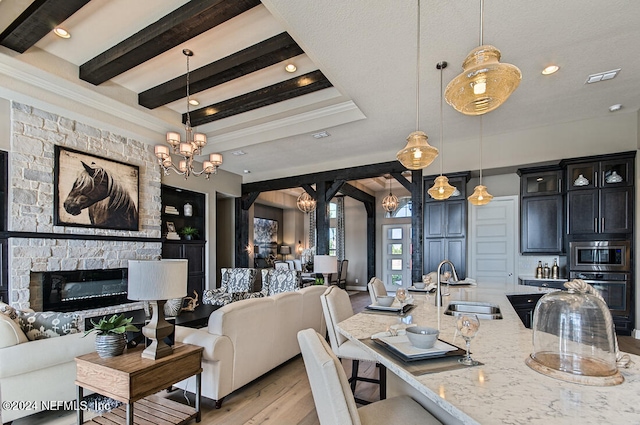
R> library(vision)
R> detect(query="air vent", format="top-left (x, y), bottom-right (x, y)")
top-left (231, 150), bottom-right (246, 156)
top-left (585, 68), bottom-right (620, 84)
top-left (312, 131), bottom-right (331, 139)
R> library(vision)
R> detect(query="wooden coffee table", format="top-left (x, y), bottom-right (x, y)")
top-left (75, 343), bottom-right (203, 424)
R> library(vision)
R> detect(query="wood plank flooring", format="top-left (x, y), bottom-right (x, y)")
top-left (12, 290), bottom-right (639, 425)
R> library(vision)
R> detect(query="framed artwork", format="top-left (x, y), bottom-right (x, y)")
top-left (54, 146), bottom-right (140, 231)
top-left (253, 217), bottom-right (278, 264)
top-left (166, 222), bottom-right (176, 233)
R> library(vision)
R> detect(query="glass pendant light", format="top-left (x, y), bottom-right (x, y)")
top-left (382, 176), bottom-right (399, 213)
top-left (428, 61), bottom-right (456, 200)
top-left (468, 116), bottom-right (493, 205)
top-left (396, 0), bottom-right (438, 170)
top-left (444, 0), bottom-right (521, 116)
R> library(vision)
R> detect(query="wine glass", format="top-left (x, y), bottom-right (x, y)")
top-left (456, 314), bottom-right (480, 366)
top-left (396, 288), bottom-right (408, 307)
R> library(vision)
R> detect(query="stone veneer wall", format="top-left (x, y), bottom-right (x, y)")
top-left (8, 102), bottom-right (163, 323)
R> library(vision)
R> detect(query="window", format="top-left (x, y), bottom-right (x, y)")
top-left (329, 227), bottom-right (337, 256)
top-left (391, 197), bottom-right (412, 218)
top-left (329, 202), bottom-right (337, 218)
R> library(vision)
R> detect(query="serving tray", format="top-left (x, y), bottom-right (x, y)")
top-left (373, 335), bottom-right (462, 362)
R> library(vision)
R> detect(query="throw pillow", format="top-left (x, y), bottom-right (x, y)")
top-left (0, 301), bottom-right (17, 320)
top-left (0, 314), bottom-right (28, 348)
top-left (16, 311), bottom-right (80, 341)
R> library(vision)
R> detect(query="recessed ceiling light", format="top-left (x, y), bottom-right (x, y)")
top-left (536, 177), bottom-right (544, 182)
top-left (585, 68), bottom-right (620, 84)
top-left (188, 99), bottom-right (199, 106)
top-left (285, 63), bottom-right (297, 73)
top-left (243, 169), bottom-right (251, 174)
top-left (541, 65), bottom-right (559, 75)
top-left (312, 131), bottom-right (330, 139)
top-left (231, 150), bottom-right (246, 156)
top-left (609, 104), bottom-right (623, 112)
top-left (53, 27), bottom-right (71, 39)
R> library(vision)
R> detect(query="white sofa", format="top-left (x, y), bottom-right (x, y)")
top-left (174, 284), bottom-right (326, 407)
top-left (0, 314), bottom-right (96, 424)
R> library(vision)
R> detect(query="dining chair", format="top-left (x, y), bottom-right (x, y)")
top-left (367, 277), bottom-right (387, 305)
top-left (338, 259), bottom-right (348, 289)
top-left (274, 261), bottom-right (290, 270)
top-left (297, 329), bottom-right (442, 425)
top-left (320, 286), bottom-right (385, 404)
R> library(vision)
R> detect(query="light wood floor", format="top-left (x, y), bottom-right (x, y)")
top-left (13, 291), bottom-right (639, 425)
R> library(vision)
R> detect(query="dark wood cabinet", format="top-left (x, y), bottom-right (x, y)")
top-left (518, 166), bottom-right (564, 254)
top-left (564, 153), bottom-right (634, 237)
top-left (507, 293), bottom-right (545, 329)
top-left (162, 241), bottom-right (206, 297)
top-left (161, 184), bottom-right (207, 297)
top-left (0, 239), bottom-right (7, 303)
top-left (423, 173), bottom-right (469, 278)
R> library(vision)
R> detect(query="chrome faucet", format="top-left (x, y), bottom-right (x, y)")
top-left (435, 260), bottom-right (459, 307)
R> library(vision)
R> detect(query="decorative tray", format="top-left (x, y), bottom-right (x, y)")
top-left (365, 303), bottom-right (415, 314)
top-left (408, 285), bottom-right (432, 292)
top-left (372, 335), bottom-right (462, 362)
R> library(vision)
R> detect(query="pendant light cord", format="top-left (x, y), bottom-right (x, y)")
top-left (415, 0), bottom-right (421, 131)
top-left (479, 115), bottom-right (483, 185)
top-left (479, 0), bottom-right (484, 46)
top-left (186, 52), bottom-right (191, 128)
top-left (439, 63), bottom-right (444, 176)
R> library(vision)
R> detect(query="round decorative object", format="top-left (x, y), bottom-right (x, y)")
top-left (296, 192), bottom-right (316, 213)
top-left (573, 174), bottom-right (589, 186)
top-left (164, 298), bottom-right (184, 317)
top-left (95, 333), bottom-right (127, 358)
top-left (382, 192), bottom-right (398, 212)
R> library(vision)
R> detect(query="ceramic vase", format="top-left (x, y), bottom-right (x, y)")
top-left (95, 333), bottom-right (127, 358)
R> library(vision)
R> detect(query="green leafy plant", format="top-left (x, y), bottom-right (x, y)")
top-left (180, 226), bottom-right (199, 237)
top-left (83, 314), bottom-right (139, 336)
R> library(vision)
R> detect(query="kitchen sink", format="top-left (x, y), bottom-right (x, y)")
top-left (444, 301), bottom-right (503, 320)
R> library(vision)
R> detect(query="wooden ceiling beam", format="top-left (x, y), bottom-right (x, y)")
top-left (0, 0), bottom-right (90, 53)
top-left (242, 161), bottom-right (408, 194)
top-left (187, 70), bottom-right (332, 127)
top-left (80, 0), bottom-right (261, 85)
top-left (139, 32), bottom-right (303, 109)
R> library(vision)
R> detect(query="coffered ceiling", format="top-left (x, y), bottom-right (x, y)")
top-left (0, 0), bottom-right (639, 186)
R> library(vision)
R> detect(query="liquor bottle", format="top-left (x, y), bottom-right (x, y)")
top-left (551, 258), bottom-right (559, 279)
top-left (543, 263), bottom-right (550, 279)
top-left (536, 261), bottom-right (543, 279)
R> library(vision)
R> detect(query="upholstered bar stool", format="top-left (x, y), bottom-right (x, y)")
top-left (320, 286), bottom-right (386, 404)
top-left (367, 277), bottom-right (388, 305)
top-left (297, 329), bottom-right (442, 425)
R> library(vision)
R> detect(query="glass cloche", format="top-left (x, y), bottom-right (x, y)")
top-left (525, 279), bottom-right (625, 385)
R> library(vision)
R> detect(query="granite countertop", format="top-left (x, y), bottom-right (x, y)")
top-left (337, 283), bottom-right (640, 425)
top-left (519, 275), bottom-right (569, 282)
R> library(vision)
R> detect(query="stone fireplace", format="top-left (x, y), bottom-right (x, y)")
top-left (8, 102), bottom-right (163, 325)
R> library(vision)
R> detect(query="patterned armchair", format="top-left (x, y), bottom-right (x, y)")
top-left (260, 269), bottom-right (301, 296)
top-left (203, 268), bottom-right (261, 306)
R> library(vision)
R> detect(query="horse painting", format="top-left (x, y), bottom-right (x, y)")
top-left (62, 161), bottom-right (139, 230)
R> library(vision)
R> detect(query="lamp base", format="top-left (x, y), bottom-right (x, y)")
top-left (141, 300), bottom-right (174, 360)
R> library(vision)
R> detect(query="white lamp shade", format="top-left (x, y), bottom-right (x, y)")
top-left (314, 255), bottom-right (337, 274)
top-left (166, 131), bottom-right (180, 146)
top-left (209, 153), bottom-right (223, 165)
top-left (127, 259), bottom-right (188, 301)
top-left (154, 144), bottom-right (170, 159)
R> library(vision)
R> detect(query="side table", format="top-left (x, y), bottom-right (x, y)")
top-left (75, 343), bottom-right (203, 425)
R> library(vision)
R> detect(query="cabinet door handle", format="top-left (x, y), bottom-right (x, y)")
top-left (594, 218), bottom-right (598, 232)
top-left (558, 178), bottom-right (562, 192)
top-left (601, 217), bottom-right (605, 232)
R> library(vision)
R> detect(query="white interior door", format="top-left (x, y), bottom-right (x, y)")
top-left (382, 224), bottom-right (412, 291)
top-left (468, 196), bottom-right (517, 287)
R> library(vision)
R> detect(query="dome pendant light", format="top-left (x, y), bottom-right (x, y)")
top-left (382, 176), bottom-right (399, 213)
top-left (428, 61), bottom-right (456, 201)
top-left (468, 116), bottom-right (493, 206)
top-left (444, 0), bottom-right (521, 116)
top-left (396, 0), bottom-right (438, 170)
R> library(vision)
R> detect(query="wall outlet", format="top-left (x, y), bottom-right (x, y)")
top-left (355, 278), bottom-right (359, 284)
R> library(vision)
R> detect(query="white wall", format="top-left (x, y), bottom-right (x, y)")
top-left (343, 196), bottom-right (367, 288)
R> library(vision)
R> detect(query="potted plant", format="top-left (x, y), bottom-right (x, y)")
top-left (84, 314), bottom-right (139, 358)
top-left (180, 226), bottom-right (199, 240)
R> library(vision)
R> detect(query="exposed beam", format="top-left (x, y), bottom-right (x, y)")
top-left (338, 183), bottom-right (375, 204)
top-left (325, 180), bottom-right (345, 201)
top-left (301, 184), bottom-right (316, 198)
top-left (241, 192), bottom-right (261, 210)
top-left (187, 70), bottom-right (332, 127)
top-left (80, 0), bottom-right (261, 85)
top-left (139, 32), bottom-right (303, 109)
top-left (0, 0), bottom-right (90, 53)
top-left (390, 171), bottom-right (412, 192)
top-left (242, 161), bottom-right (408, 194)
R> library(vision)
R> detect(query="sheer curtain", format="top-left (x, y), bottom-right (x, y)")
top-left (336, 196), bottom-right (345, 261)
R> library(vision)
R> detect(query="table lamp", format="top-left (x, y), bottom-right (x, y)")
top-left (128, 259), bottom-right (188, 360)
top-left (314, 255), bottom-right (337, 285)
top-left (280, 245), bottom-right (291, 261)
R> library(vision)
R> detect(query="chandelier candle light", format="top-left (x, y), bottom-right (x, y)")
top-left (428, 61), bottom-right (456, 200)
top-left (396, 0), bottom-right (438, 170)
top-left (444, 0), bottom-right (521, 116)
top-left (154, 49), bottom-right (223, 179)
top-left (297, 191), bottom-right (316, 213)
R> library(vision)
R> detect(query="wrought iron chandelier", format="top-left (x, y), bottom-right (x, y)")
top-left (154, 49), bottom-right (223, 179)
top-left (382, 176), bottom-right (399, 213)
top-left (297, 191), bottom-right (316, 213)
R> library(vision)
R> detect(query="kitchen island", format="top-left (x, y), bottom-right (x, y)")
top-left (336, 284), bottom-right (640, 425)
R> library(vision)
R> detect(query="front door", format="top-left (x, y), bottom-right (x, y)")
top-left (382, 224), bottom-right (412, 291)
